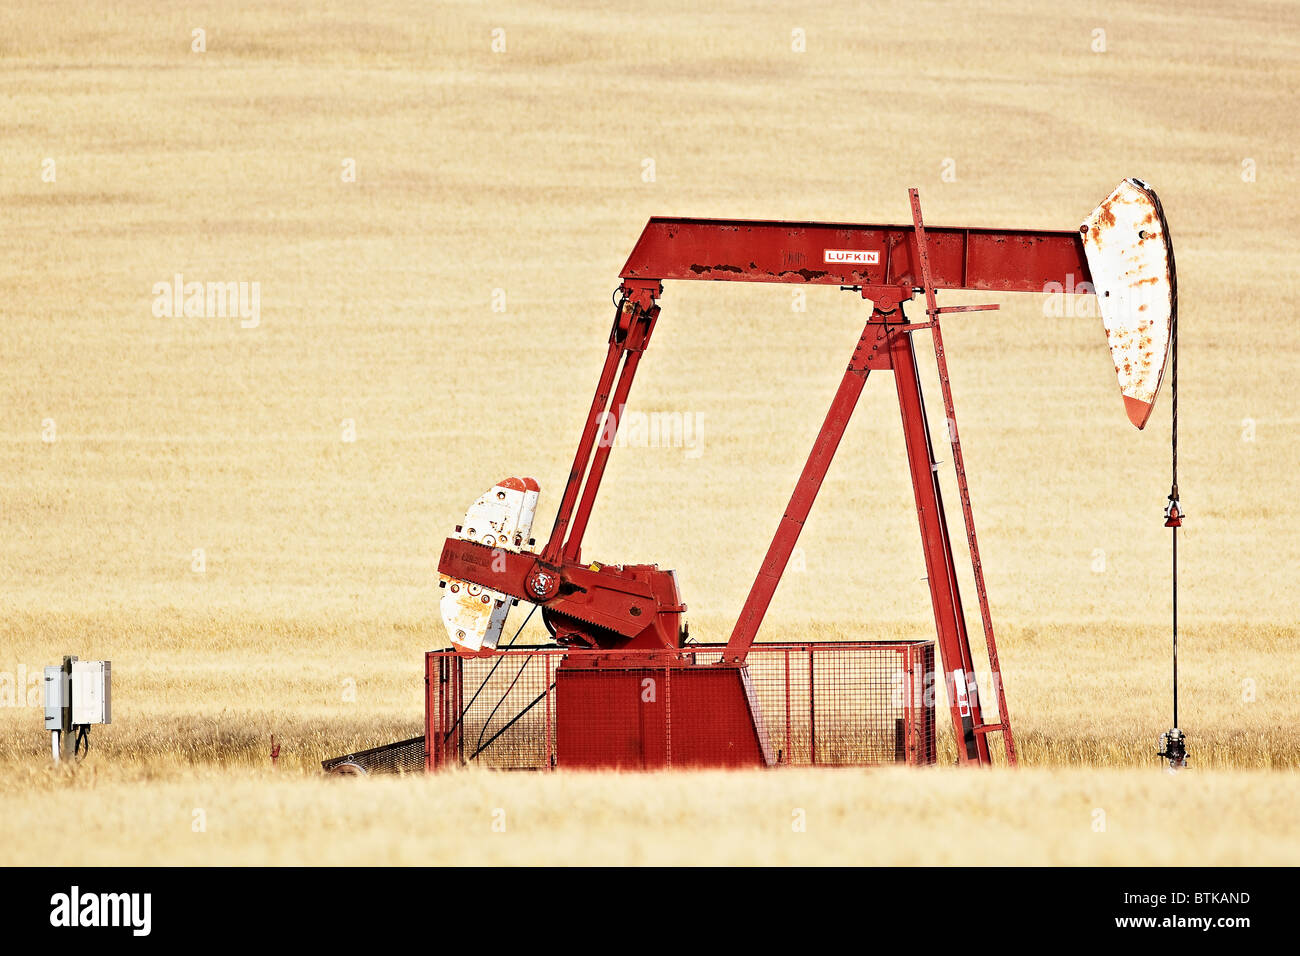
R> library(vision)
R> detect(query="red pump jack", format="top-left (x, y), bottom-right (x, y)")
top-left (438, 181), bottom-right (1176, 767)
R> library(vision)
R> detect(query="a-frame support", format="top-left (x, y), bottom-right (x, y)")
top-left (724, 193), bottom-right (1018, 766)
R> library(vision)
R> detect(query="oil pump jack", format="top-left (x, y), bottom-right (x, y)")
top-left (435, 179), bottom-right (1177, 769)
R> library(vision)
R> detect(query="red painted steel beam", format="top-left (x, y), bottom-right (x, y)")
top-left (562, 293), bottom-right (661, 563)
top-left (890, 321), bottom-right (988, 765)
top-left (909, 189), bottom-right (1017, 766)
top-left (541, 282), bottom-right (661, 567)
top-left (620, 218), bottom-right (1090, 292)
top-left (540, 334), bottom-right (625, 566)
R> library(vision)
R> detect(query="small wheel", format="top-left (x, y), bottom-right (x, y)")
top-left (327, 761), bottom-right (368, 776)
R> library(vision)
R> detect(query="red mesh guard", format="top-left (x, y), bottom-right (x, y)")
top-left (426, 642), bottom-right (936, 771)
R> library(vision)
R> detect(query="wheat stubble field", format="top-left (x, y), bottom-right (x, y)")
top-left (0, 1), bottom-right (1297, 865)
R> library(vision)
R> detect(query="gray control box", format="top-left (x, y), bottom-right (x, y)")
top-left (43, 666), bottom-right (65, 730)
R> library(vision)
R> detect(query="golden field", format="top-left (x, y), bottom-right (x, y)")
top-left (5, 763), bottom-right (1300, 866)
top-left (0, 0), bottom-right (1297, 865)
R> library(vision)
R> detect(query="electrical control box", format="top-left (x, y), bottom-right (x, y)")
top-left (43, 666), bottom-right (65, 730)
top-left (71, 660), bottom-right (111, 725)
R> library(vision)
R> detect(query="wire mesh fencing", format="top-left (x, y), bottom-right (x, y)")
top-left (427, 641), bottom-right (935, 771)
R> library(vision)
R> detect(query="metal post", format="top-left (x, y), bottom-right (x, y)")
top-left (908, 187), bottom-right (1016, 764)
top-left (783, 648), bottom-right (791, 764)
top-left (808, 650), bottom-right (816, 766)
top-left (60, 655), bottom-right (74, 763)
top-left (664, 664), bottom-right (672, 769)
top-left (890, 327), bottom-right (988, 764)
top-left (430, 654), bottom-right (443, 771)
top-left (903, 647), bottom-right (915, 766)
top-left (544, 653), bottom-right (553, 771)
